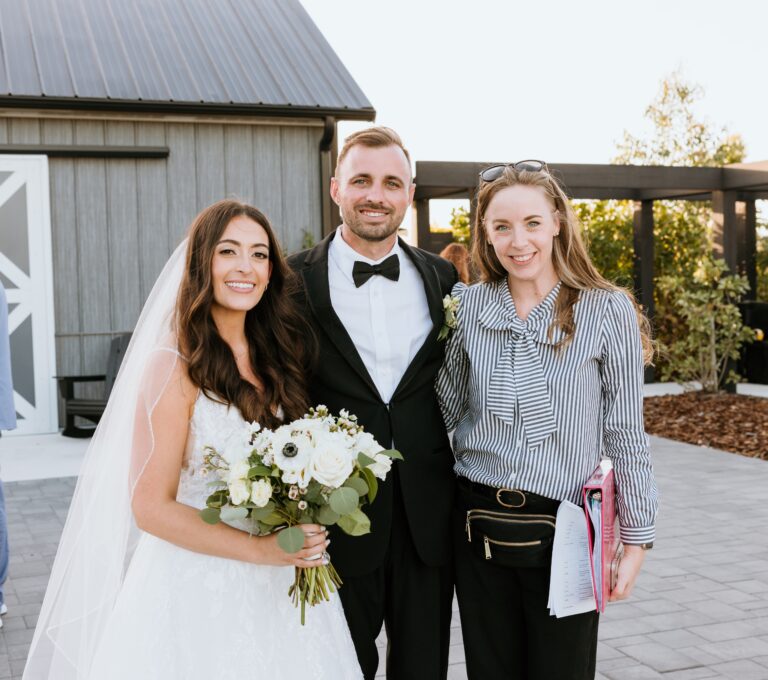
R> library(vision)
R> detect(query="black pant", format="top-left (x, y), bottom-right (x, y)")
top-left (454, 481), bottom-right (599, 680)
top-left (337, 470), bottom-right (453, 680)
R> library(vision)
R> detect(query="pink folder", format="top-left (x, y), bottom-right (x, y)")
top-left (582, 461), bottom-right (622, 613)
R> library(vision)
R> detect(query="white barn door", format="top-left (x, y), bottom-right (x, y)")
top-left (0, 156), bottom-right (57, 435)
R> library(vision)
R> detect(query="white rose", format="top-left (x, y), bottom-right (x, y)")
top-left (309, 432), bottom-right (354, 488)
top-left (228, 479), bottom-right (251, 506)
top-left (356, 431), bottom-right (383, 458)
top-left (226, 459), bottom-right (251, 484)
top-left (250, 479), bottom-right (272, 507)
top-left (367, 452), bottom-right (392, 481)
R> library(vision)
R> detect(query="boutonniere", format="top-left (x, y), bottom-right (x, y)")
top-left (438, 294), bottom-right (461, 341)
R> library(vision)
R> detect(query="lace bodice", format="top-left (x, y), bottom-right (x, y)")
top-left (176, 392), bottom-right (248, 509)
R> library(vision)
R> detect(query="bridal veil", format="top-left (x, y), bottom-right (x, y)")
top-left (23, 240), bottom-right (189, 680)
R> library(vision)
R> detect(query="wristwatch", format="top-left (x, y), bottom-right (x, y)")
top-left (638, 542), bottom-right (653, 550)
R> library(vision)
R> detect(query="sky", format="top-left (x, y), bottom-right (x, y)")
top-left (300, 0), bottom-right (768, 229)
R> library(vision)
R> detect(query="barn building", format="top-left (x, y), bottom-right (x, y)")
top-left (0, 0), bottom-right (374, 434)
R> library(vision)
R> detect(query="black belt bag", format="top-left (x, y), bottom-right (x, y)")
top-left (459, 478), bottom-right (558, 568)
top-left (465, 508), bottom-right (556, 567)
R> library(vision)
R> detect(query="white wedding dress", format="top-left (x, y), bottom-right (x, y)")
top-left (87, 392), bottom-right (363, 680)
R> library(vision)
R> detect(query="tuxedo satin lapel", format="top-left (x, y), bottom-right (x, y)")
top-left (392, 240), bottom-right (444, 399)
top-left (300, 240), bottom-right (380, 399)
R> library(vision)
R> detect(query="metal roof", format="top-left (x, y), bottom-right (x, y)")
top-left (0, 0), bottom-right (375, 120)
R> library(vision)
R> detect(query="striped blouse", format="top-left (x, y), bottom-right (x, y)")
top-left (436, 279), bottom-right (658, 544)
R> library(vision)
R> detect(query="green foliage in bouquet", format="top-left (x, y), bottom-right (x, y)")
top-left (656, 258), bottom-right (753, 392)
top-left (198, 405), bottom-right (402, 624)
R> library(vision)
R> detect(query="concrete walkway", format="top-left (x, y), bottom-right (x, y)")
top-left (3, 435), bottom-right (768, 680)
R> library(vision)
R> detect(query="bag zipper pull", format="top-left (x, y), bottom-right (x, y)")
top-left (466, 512), bottom-right (471, 542)
top-left (484, 536), bottom-right (491, 560)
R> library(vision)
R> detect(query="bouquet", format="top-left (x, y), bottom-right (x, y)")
top-left (199, 405), bottom-right (401, 624)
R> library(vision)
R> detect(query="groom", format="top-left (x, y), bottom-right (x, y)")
top-left (289, 127), bottom-right (457, 679)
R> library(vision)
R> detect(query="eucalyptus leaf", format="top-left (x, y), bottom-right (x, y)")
top-left (303, 483), bottom-right (322, 503)
top-left (277, 526), bottom-right (306, 554)
top-left (206, 489), bottom-right (229, 509)
top-left (257, 511), bottom-right (285, 526)
top-left (329, 487), bottom-right (359, 516)
top-left (379, 449), bottom-right (403, 461)
top-left (344, 476), bottom-right (369, 497)
top-left (357, 452), bottom-right (376, 468)
top-left (248, 464), bottom-right (272, 478)
top-left (316, 504), bottom-right (340, 526)
top-left (199, 507), bottom-right (221, 525)
top-left (361, 467), bottom-right (378, 503)
top-left (249, 501), bottom-right (276, 520)
top-left (337, 508), bottom-right (371, 536)
top-left (220, 505), bottom-right (249, 523)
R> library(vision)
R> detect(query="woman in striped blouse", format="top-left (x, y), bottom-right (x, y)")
top-left (436, 162), bottom-right (658, 680)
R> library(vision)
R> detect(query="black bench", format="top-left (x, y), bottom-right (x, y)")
top-left (57, 333), bottom-right (132, 438)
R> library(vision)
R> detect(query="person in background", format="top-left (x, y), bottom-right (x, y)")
top-left (0, 284), bottom-right (17, 628)
top-left (439, 242), bottom-right (471, 284)
top-left (436, 162), bottom-right (658, 680)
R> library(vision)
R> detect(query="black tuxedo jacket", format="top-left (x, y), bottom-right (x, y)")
top-left (288, 232), bottom-right (458, 577)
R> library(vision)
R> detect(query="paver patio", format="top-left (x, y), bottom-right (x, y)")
top-left (3, 435), bottom-right (768, 680)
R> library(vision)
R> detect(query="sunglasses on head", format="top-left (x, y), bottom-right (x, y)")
top-left (478, 160), bottom-right (548, 183)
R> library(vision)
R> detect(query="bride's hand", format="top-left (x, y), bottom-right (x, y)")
top-left (257, 525), bottom-right (330, 568)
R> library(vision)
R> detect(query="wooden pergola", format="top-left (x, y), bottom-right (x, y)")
top-left (413, 161), bottom-right (768, 320)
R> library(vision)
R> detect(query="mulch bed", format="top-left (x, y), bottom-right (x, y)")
top-left (644, 392), bottom-right (768, 460)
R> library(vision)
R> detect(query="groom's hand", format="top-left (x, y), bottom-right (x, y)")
top-left (257, 525), bottom-right (330, 568)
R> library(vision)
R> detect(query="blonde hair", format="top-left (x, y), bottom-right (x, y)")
top-left (336, 126), bottom-right (412, 177)
top-left (439, 242), bottom-right (471, 284)
top-left (472, 167), bottom-right (653, 364)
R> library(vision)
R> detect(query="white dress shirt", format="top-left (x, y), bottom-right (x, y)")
top-left (328, 229), bottom-right (432, 404)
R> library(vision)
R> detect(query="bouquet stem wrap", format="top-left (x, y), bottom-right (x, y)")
top-left (290, 561), bottom-right (343, 625)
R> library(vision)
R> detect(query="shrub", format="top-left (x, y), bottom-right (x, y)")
top-left (656, 258), bottom-right (753, 392)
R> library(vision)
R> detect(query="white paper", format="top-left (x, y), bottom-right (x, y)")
top-left (586, 494), bottom-right (603, 610)
top-left (547, 500), bottom-right (596, 618)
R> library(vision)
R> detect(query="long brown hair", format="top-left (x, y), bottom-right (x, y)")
top-left (176, 200), bottom-right (314, 427)
top-left (439, 242), bottom-right (471, 284)
top-left (471, 168), bottom-right (654, 364)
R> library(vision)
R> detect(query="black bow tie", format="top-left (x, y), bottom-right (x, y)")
top-left (352, 254), bottom-right (400, 288)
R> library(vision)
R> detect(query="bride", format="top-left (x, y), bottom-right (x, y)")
top-left (23, 200), bottom-right (362, 679)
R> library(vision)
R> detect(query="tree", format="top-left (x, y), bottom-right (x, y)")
top-left (656, 259), bottom-right (753, 392)
top-left (758, 220), bottom-right (768, 301)
top-left (576, 73), bottom-right (768, 389)
top-left (614, 73), bottom-right (746, 167)
top-left (450, 206), bottom-right (470, 245)
top-left (574, 200), bottom-right (634, 289)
